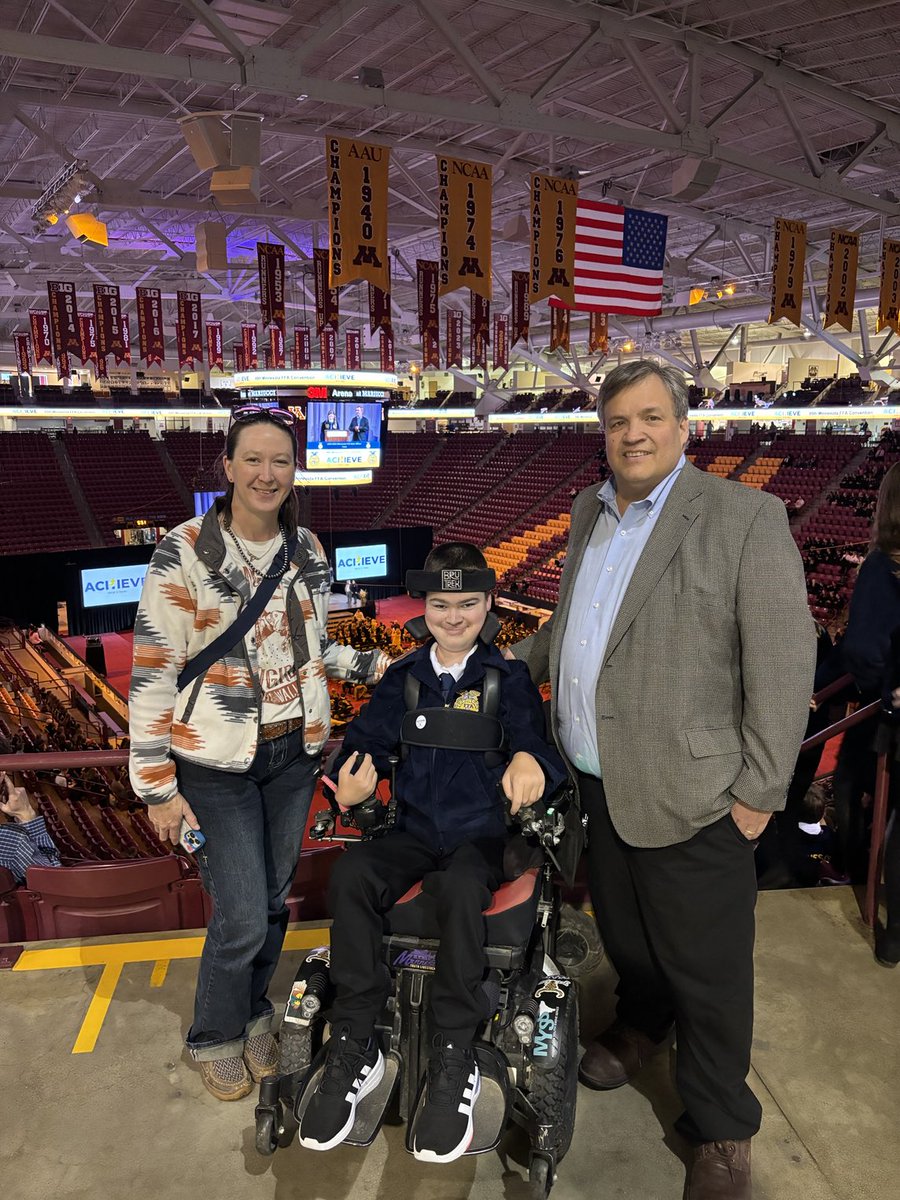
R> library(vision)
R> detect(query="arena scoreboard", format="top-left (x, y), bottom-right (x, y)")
top-left (232, 369), bottom-right (397, 471)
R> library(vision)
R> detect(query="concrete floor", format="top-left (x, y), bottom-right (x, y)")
top-left (3, 887), bottom-right (898, 1200)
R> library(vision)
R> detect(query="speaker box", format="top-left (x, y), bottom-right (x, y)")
top-left (210, 166), bottom-right (260, 206)
top-left (85, 635), bottom-right (107, 676)
top-left (670, 156), bottom-right (721, 201)
top-left (178, 113), bottom-right (230, 171)
top-left (196, 220), bottom-right (228, 271)
top-left (229, 113), bottom-right (262, 169)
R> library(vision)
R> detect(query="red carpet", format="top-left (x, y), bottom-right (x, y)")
top-left (65, 632), bottom-right (134, 697)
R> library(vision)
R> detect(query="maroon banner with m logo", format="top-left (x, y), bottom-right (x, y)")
top-left (493, 313), bottom-right (509, 371)
top-left (314, 247), bottom-right (339, 335)
top-left (345, 328), bottom-right (362, 370)
top-left (47, 281), bottom-right (81, 359)
top-left (177, 291), bottom-right (203, 368)
top-left (93, 284), bottom-right (129, 364)
top-left (241, 323), bottom-right (258, 370)
top-left (294, 326), bottom-right (311, 370)
top-left (446, 309), bottom-right (463, 369)
top-left (13, 333), bottom-right (30, 374)
top-left (206, 322), bottom-right (224, 370)
top-left (136, 287), bottom-right (165, 366)
top-left (29, 310), bottom-right (53, 365)
top-left (258, 242), bottom-right (286, 330)
top-left (320, 326), bottom-right (337, 370)
top-left (511, 270), bottom-right (530, 346)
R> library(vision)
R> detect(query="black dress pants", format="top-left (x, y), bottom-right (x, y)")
top-left (327, 831), bottom-right (505, 1045)
top-left (579, 774), bottom-right (761, 1143)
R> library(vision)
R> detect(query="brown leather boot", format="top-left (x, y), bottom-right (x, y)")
top-left (578, 1019), bottom-right (673, 1090)
top-left (687, 1139), bottom-right (752, 1200)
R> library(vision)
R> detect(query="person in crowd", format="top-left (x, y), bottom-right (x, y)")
top-left (0, 772), bottom-right (60, 882)
top-left (128, 404), bottom-right (391, 1102)
top-left (348, 405), bottom-right (370, 443)
top-left (828, 464), bottom-right (900, 965)
top-left (781, 783), bottom-right (845, 887)
top-left (506, 361), bottom-right (816, 1200)
top-left (298, 542), bottom-right (566, 1162)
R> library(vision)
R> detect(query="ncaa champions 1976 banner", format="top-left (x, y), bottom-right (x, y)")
top-left (530, 172), bottom-right (578, 308)
top-left (327, 138), bottom-right (390, 293)
top-left (437, 155), bottom-right (492, 300)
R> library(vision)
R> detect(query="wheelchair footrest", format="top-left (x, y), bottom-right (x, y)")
top-left (405, 1044), bottom-right (511, 1157)
top-left (294, 1042), bottom-right (400, 1150)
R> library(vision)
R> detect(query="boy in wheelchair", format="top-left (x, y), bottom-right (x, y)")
top-left (298, 542), bottom-right (567, 1162)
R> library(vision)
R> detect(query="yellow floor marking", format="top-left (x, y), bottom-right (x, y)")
top-left (13, 927), bottom-right (331, 1055)
top-left (149, 960), bottom-right (169, 988)
top-left (72, 961), bottom-right (123, 1055)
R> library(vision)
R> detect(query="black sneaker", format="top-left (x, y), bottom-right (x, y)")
top-left (412, 1037), bottom-right (481, 1163)
top-left (298, 1024), bottom-right (384, 1151)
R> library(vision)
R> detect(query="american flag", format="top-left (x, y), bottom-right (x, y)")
top-left (551, 199), bottom-right (668, 317)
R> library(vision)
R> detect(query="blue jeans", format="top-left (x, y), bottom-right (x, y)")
top-left (175, 730), bottom-right (319, 1061)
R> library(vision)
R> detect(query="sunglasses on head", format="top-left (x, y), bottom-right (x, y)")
top-left (229, 403), bottom-right (297, 430)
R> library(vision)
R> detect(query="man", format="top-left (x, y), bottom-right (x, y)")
top-left (509, 361), bottom-right (816, 1200)
top-left (348, 405), bottom-right (369, 443)
top-left (1, 772), bottom-right (61, 882)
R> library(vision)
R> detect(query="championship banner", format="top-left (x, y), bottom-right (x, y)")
top-left (206, 321), bottom-right (224, 370)
top-left (78, 313), bottom-right (98, 368)
top-left (93, 284), bottom-right (128, 363)
top-left (29, 309), bottom-right (53, 365)
top-left (257, 243), bottom-right (286, 330)
top-left (493, 313), bottom-right (509, 371)
top-left (470, 290), bottom-right (490, 369)
top-left (550, 303), bottom-right (570, 352)
top-left (345, 329), bottom-right (362, 371)
top-left (241, 322), bottom-right (259, 370)
top-left (232, 343), bottom-right (245, 373)
top-left (175, 324), bottom-right (193, 370)
top-left (320, 325), bottom-right (337, 370)
top-left (269, 324), bottom-right (285, 369)
top-left (96, 350), bottom-right (108, 380)
top-left (58, 351), bottom-right (71, 378)
top-left (768, 218), bottom-right (807, 327)
top-left (824, 230), bottom-right (859, 333)
top-left (177, 291), bottom-right (203, 367)
top-left (136, 287), bottom-right (165, 366)
top-left (511, 271), bottom-right (530, 346)
top-left (877, 238), bottom-right (900, 335)
top-left (437, 155), bottom-right (492, 299)
top-left (445, 309), bottom-right (463, 368)
top-left (423, 328), bottom-right (440, 370)
top-left (327, 137), bottom-right (390, 292)
top-left (417, 259), bottom-right (439, 336)
top-left (314, 247), bottom-right (339, 334)
top-left (368, 265), bottom-right (392, 336)
top-left (13, 333), bottom-right (30, 374)
top-left (121, 313), bottom-right (131, 363)
top-left (530, 172), bottom-right (578, 306)
top-left (589, 311), bottom-right (609, 355)
top-left (47, 281), bottom-right (81, 356)
top-left (294, 325), bottom-right (312, 370)
top-left (379, 328), bottom-right (395, 373)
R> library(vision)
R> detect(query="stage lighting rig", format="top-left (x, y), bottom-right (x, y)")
top-left (30, 160), bottom-right (92, 232)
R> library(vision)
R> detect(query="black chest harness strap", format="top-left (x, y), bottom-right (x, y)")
top-left (401, 667), bottom-right (507, 767)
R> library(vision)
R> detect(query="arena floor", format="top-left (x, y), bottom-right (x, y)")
top-left (3, 886), bottom-right (896, 1200)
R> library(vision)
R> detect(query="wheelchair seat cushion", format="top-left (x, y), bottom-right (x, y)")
top-left (384, 867), bottom-right (542, 948)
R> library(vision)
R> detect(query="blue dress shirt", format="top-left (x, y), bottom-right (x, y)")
top-left (557, 455), bottom-right (687, 777)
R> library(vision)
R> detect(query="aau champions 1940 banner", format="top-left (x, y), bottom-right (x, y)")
top-left (327, 137), bottom-right (390, 292)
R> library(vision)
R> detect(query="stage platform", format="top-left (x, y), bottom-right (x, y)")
top-left (3, 886), bottom-right (896, 1200)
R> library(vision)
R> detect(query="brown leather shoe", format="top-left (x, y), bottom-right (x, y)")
top-left (243, 1032), bottom-right (279, 1082)
top-left (198, 1055), bottom-right (253, 1101)
top-left (687, 1139), bottom-right (752, 1200)
top-left (578, 1019), bottom-right (672, 1090)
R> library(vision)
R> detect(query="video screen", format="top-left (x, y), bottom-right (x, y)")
top-left (81, 564), bottom-right (149, 608)
top-left (334, 542), bottom-right (388, 582)
top-left (306, 400), bottom-right (382, 470)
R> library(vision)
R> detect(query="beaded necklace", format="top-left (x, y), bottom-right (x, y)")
top-left (224, 520), bottom-right (289, 580)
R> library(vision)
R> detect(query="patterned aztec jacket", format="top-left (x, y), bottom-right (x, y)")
top-left (128, 498), bottom-right (387, 805)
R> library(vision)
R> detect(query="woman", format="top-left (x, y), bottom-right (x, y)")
top-left (832, 462), bottom-right (900, 965)
top-left (129, 405), bottom-right (389, 1100)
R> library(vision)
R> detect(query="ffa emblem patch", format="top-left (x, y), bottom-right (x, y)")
top-left (441, 569), bottom-right (463, 590)
top-left (453, 690), bottom-right (480, 712)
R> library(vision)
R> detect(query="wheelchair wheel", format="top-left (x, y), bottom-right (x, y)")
top-left (526, 989), bottom-right (579, 1163)
top-left (255, 1109), bottom-right (278, 1156)
top-left (553, 905), bottom-right (603, 980)
top-left (529, 1153), bottom-right (553, 1197)
top-left (279, 1023), bottom-right (314, 1077)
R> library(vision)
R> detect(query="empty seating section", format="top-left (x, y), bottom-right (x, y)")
top-left (309, 432), bottom-right (443, 530)
top-left (0, 431), bottom-right (93, 553)
top-left (484, 514), bottom-right (570, 581)
top-left (161, 429), bottom-right (226, 493)
top-left (63, 430), bottom-right (186, 545)
top-left (739, 457), bottom-right (783, 489)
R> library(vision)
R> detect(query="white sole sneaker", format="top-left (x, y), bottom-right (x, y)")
top-left (412, 1067), bottom-right (481, 1164)
top-left (298, 1049), bottom-right (385, 1151)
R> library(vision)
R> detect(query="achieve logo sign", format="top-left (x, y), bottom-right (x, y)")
top-left (81, 563), bottom-right (149, 609)
top-left (335, 543), bottom-right (387, 581)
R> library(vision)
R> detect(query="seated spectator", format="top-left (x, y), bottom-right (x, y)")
top-left (783, 784), bottom-right (847, 887)
top-left (0, 772), bottom-right (61, 882)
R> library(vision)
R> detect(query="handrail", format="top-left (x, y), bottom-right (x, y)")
top-left (800, 698), bottom-right (882, 752)
top-left (809, 672), bottom-right (854, 710)
top-left (0, 750), bottom-right (129, 769)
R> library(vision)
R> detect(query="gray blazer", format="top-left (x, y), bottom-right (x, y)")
top-left (514, 460), bottom-right (817, 847)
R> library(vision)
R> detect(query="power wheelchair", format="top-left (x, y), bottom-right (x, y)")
top-left (254, 770), bottom-right (591, 1195)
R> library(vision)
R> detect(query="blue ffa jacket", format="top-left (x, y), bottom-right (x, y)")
top-left (334, 639), bottom-right (567, 854)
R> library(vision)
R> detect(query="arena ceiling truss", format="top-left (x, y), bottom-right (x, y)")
top-left (0, 0), bottom-right (899, 389)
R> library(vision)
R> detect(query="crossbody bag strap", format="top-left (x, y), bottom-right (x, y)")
top-left (176, 534), bottom-right (300, 693)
